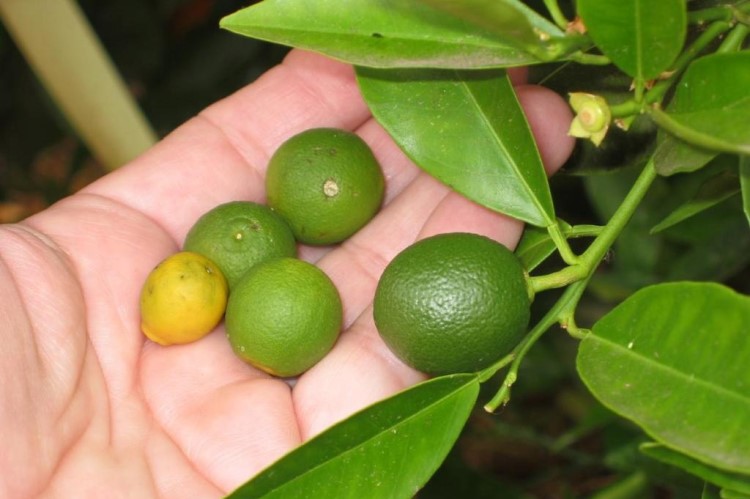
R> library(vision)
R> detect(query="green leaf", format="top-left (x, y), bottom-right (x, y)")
top-left (516, 225), bottom-right (564, 271)
top-left (722, 489), bottom-right (750, 499)
top-left (577, 282), bottom-right (750, 474)
top-left (650, 170), bottom-right (740, 233)
top-left (641, 443), bottom-right (750, 495)
top-left (416, 0), bottom-right (563, 52)
top-left (653, 52), bottom-right (750, 174)
top-left (588, 472), bottom-right (650, 499)
top-left (663, 197), bottom-right (750, 283)
top-left (702, 483), bottom-right (750, 499)
top-left (220, 0), bottom-right (543, 69)
top-left (516, 221), bottom-right (601, 271)
top-left (357, 67), bottom-right (555, 227)
top-left (741, 156), bottom-right (750, 227)
top-left (652, 137), bottom-right (717, 176)
top-left (227, 374), bottom-right (479, 498)
top-left (576, 0), bottom-right (686, 80)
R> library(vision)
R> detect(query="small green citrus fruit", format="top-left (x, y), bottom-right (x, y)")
top-left (183, 201), bottom-right (296, 289)
top-left (373, 232), bottom-right (531, 375)
top-left (225, 257), bottom-right (342, 377)
top-left (265, 128), bottom-right (385, 245)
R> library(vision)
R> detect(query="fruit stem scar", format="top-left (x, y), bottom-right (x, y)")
top-left (323, 178), bottom-right (340, 198)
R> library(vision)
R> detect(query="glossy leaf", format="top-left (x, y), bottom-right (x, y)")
top-left (651, 170), bottom-right (740, 233)
top-left (641, 443), bottom-right (750, 495)
top-left (577, 0), bottom-right (686, 80)
top-left (653, 137), bottom-right (717, 176)
top-left (516, 221), bottom-right (602, 271)
top-left (220, 0), bottom-right (542, 69)
top-left (416, 0), bottom-right (563, 51)
top-left (654, 52), bottom-right (750, 174)
top-left (516, 225), bottom-right (563, 271)
top-left (577, 282), bottom-right (750, 474)
top-left (741, 156), bottom-right (750, 227)
top-left (227, 374), bottom-right (479, 498)
top-left (357, 67), bottom-right (555, 227)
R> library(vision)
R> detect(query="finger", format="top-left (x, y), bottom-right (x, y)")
top-left (293, 84), bottom-right (574, 439)
top-left (516, 84), bottom-right (576, 173)
top-left (321, 83), bottom-right (575, 328)
top-left (139, 330), bottom-right (302, 491)
top-left (80, 50), bottom-right (370, 246)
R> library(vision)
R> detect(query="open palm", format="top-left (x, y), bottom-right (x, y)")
top-left (0, 50), bottom-right (574, 498)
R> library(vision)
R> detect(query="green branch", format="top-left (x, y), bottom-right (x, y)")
top-left (718, 23), bottom-right (750, 52)
top-left (648, 105), bottom-right (750, 155)
top-left (483, 278), bottom-right (589, 411)
top-left (542, 0), bottom-right (569, 30)
top-left (485, 162), bottom-right (660, 411)
top-left (609, 20), bottom-right (732, 118)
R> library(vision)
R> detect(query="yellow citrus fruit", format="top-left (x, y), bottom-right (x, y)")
top-left (265, 128), bottom-right (385, 245)
top-left (225, 257), bottom-right (342, 377)
top-left (373, 232), bottom-right (531, 375)
top-left (183, 201), bottom-right (296, 289)
top-left (140, 251), bottom-right (228, 346)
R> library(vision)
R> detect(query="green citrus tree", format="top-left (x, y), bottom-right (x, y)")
top-left (217, 1), bottom-right (750, 497)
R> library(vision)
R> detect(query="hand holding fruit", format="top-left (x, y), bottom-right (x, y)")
top-left (0, 50), bottom-right (573, 497)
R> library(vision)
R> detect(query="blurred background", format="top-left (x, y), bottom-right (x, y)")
top-left (1, 2), bottom-right (747, 497)
top-left (0, 0), bottom-right (288, 223)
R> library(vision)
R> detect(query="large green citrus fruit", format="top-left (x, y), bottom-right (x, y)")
top-left (225, 257), bottom-right (342, 377)
top-left (140, 251), bottom-right (228, 346)
top-left (183, 201), bottom-right (296, 289)
top-left (265, 128), bottom-right (385, 245)
top-left (373, 232), bottom-right (531, 375)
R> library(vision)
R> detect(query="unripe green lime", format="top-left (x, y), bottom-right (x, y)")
top-left (183, 201), bottom-right (296, 289)
top-left (265, 128), bottom-right (385, 245)
top-left (225, 257), bottom-right (342, 377)
top-left (373, 232), bottom-right (531, 375)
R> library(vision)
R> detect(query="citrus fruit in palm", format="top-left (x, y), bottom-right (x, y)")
top-left (265, 128), bottom-right (385, 245)
top-left (140, 251), bottom-right (228, 346)
top-left (373, 232), bottom-right (531, 375)
top-left (225, 257), bottom-right (342, 377)
top-left (183, 201), bottom-right (296, 289)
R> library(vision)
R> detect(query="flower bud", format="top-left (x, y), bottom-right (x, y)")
top-left (568, 92), bottom-right (611, 146)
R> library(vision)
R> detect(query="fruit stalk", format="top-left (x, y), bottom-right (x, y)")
top-left (483, 276), bottom-right (590, 412)
top-left (489, 160), bottom-right (659, 410)
top-left (531, 158), bottom-right (659, 294)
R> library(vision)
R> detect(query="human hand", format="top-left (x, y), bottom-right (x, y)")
top-left (0, 50), bottom-right (574, 498)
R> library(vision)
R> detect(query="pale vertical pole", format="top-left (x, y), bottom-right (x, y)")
top-left (0, 0), bottom-right (158, 170)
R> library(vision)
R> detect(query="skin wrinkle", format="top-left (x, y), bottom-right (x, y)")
top-left (293, 316), bottom-right (424, 441)
top-left (140, 389), bottom-right (221, 496)
top-left (0, 223), bottom-right (91, 405)
top-left (192, 112), bottom-right (268, 191)
top-left (332, 238), bottom-right (393, 323)
top-left (18, 196), bottom-right (189, 495)
top-left (0, 225), bottom-right (92, 498)
top-left (281, 55), bottom-right (370, 133)
top-left (24, 194), bottom-right (172, 393)
top-left (0, 48), bottom-right (576, 497)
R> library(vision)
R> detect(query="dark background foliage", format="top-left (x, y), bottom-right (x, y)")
top-left (0, 0), bottom-right (287, 222)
